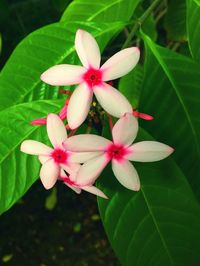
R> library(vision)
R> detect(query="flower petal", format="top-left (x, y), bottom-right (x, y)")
top-left (94, 83), bottom-right (132, 117)
top-left (67, 83), bottom-right (93, 129)
top-left (65, 183), bottom-right (82, 194)
top-left (59, 168), bottom-right (79, 181)
top-left (40, 159), bottom-right (59, 189)
top-left (112, 159), bottom-right (140, 191)
top-left (126, 141), bottom-right (174, 162)
top-left (69, 151), bottom-right (103, 163)
top-left (112, 113), bottom-right (138, 146)
top-left (47, 113), bottom-right (68, 149)
top-left (61, 163), bottom-right (80, 175)
top-left (75, 29), bottom-right (101, 69)
top-left (63, 134), bottom-right (112, 152)
top-left (101, 47), bottom-right (140, 81)
top-left (59, 169), bottom-right (81, 193)
top-left (20, 140), bottom-right (52, 155)
top-left (82, 185), bottom-right (108, 199)
top-left (38, 155), bottom-right (49, 164)
top-left (40, 64), bottom-right (85, 86)
top-left (76, 154), bottom-right (109, 186)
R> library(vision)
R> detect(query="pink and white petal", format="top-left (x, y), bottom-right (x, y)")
top-left (20, 140), bottom-right (52, 155)
top-left (63, 134), bottom-right (112, 152)
top-left (65, 183), bottom-right (82, 194)
top-left (59, 168), bottom-right (78, 183)
top-left (101, 47), bottom-right (140, 81)
top-left (69, 151), bottom-right (103, 163)
top-left (76, 154), bottom-right (109, 186)
top-left (94, 83), bottom-right (132, 117)
top-left (112, 113), bottom-right (138, 146)
top-left (126, 141), bottom-right (174, 162)
top-left (40, 159), bottom-right (60, 189)
top-left (75, 29), bottom-right (101, 69)
top-left (47, 113), bottom-right (68, 149)
top-left (40, 64), bottom-right (85, 86)
top-left (112, 159), bottom-right (140, 191)
top-left (61, 163), bottom-right (80, 175)
top-left (82, 185), bottom-right (108, 199)
top-left (67, 83), bottom-right (93, 129)
top-left (38, 155), bottom-right (49, 164)
top-left (60, 168), bottom-right (67, 178)
top-left (59, 170), bottom-right (81, 193)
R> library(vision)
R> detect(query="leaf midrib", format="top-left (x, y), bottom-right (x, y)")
top-left (141, 188), bottom-right (175, 265)
top-left (187, 0), bottom-right (200, 60)
top-left (104, 186), bottom-right (175, 265)
top-left (87, 0), bottom-right (123, 21)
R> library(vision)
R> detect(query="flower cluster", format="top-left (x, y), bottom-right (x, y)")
top-left (20, 29), bottom-right (174, 199)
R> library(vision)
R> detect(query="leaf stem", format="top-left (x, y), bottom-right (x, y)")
top-left (122, 0), bottom-right (161, 49)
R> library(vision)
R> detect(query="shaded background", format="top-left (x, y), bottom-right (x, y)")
top-left (0, 0), bottom-right (69, 69)
top-left (0, 182), bottom-right (119, 265)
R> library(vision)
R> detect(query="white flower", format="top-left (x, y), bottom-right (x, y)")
top-left (63, 114), bottom-right (174, 191)
top-left (41, 29), bottom-right (140, 129)
top-left (20, 113), bottom-right (81, 189)
top-left (59, 169), bottom-right (108, 199)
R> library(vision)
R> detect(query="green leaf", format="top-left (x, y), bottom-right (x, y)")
top-left (134, 5), bottom-right (157, 41)
top-left (0, 21), bottom-right (124, 111)
top-left (98, 129), bottom-right (200, 266)
top-left (187, 0), bottom-right (200, 62)
top-left (164, 0), bottom-right (187, 41)
top-left (119, 64), bottom-right (143, 108)
top-left (45, 187), bottom-right (57, 210)
top-left (0, 0), bottom-right (62, 69)
top-left (0, 99), bottom-right (63, 215)
top-left (142, 12), bottom-right (157, 41)
top-left (61, 0), bottom-right (141, 22)
top-left (139, 32), bottom-right (200, 200)
top-left (73, 222), bottom-right (81, 233)
top-left (2, 254), bottom-right (13, 263)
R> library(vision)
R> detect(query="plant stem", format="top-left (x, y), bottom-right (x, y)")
top-left (122, 0), bottom-right (161, 49)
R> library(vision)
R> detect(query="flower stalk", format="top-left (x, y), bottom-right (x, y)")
top-left (122, 0), bottom-right (162, 49)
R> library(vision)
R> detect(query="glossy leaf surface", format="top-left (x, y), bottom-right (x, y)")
top-left (61, 0), bottom-right (141, 22)
top-left (187, 0), bottom-right (200, 62)
top-left (0, 100), bottom-right (62, 214)
top-left (98, 129), bottom-right (200, 266)
top-left (165, 0), bottom-right (187, 41)
top-left (139, 32), bottom-right (200, 200)
top-left (119, 64), bottom-right (143, 108)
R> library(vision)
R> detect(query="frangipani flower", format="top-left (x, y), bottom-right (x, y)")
top-left (63, 114), bottom-right (174, 191)
top-left (41, 29), bottom-right (140, 129)
top-left (20, 113), bottom-right (81, 189)
top-left (59, 169), bottom-right (108, 199)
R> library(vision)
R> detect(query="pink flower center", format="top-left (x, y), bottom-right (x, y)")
top-left (106, 144), bottom-right (128, 162)
top-left (83, 68), bottom-right (102, 88)
top-left (51, 149), bottom-right (68, 164)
